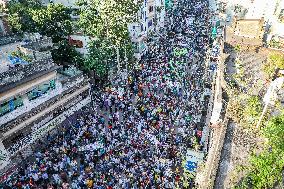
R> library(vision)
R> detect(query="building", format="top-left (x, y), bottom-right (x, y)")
top-left (41, 0), bottom-right (167, 58)
top-left (233, 17), bottom-right (265, 39)
top-left (128, 0), bottom-right (166, 60)
top-left (0, 36), bottom-right (91, 170)
top-left (0, 0), bottom-right (8, 8)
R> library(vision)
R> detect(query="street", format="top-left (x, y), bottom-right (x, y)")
top-left (1, 0), bottom-right (213, 188)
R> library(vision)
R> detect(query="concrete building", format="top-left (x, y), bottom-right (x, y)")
top-left (0, 36), bottom-right (91, 170)
top-left (128, 0), bottom-right (166, 60)
top-left (0, 13), bottom-right (10, 36)
top-left (41, 0), bottom-right (167, 58)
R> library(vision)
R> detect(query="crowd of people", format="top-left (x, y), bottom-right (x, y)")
top-left (1, 0), bottom-right (212, 188)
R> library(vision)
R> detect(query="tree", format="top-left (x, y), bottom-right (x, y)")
top-left (236, 112), bottom-right (284, 188)
top-left (6, 0), bottom-right (41, 33)
top-left (83, 39), bottom-right (113, 78)
top-left (6, 1), bottom-right (72, 42)
top-left (51, 40), bottom-right (83, 66)
top-left (77, 0), bottom-right (141, 67)
top-left (77, 0), bottom-right (141, 45)
top-left (262, 53), bottom-right (284, 79)
top-left (30, 3), bottom-right (72, 43)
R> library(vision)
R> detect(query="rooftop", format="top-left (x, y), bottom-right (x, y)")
top-left (0, 42), bottom-right (23, 74)
top-left (0, 35), bottom-right (57, 92)
top-left (0, 58), bottom-right (57, 93)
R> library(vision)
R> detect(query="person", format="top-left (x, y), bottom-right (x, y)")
top-left (2, 0), bottom-right (214, 188)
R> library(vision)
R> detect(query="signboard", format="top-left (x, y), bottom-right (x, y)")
top-left (184, 150), bottom-right (204, 176)
top-left (68, 37), bottom-right (83, 48)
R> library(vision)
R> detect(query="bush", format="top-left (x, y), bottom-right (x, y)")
top-left (262, 53), bottom-right (284, 79)
top-left (236, 111), bottom-right (284, 188)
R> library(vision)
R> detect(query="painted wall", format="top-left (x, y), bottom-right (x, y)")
top-left (68, 34), bottom-right (93, 56)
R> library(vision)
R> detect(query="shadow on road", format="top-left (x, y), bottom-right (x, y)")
top-left (214, 119), bottom-right (235, 189)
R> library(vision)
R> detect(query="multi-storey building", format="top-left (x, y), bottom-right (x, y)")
top-left (129, 0), bottom-right (166, 59)
top-left (0, 36), bottom-right (91, 170)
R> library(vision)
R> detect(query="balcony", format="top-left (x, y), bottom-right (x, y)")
top-left (0, 66), bottom-right (87, 132)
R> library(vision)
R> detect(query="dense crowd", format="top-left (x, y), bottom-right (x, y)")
top-left (1, 0), bottom-right (211, 188)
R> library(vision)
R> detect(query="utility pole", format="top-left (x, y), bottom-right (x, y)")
top-left (116, 46), bottom-right (120, 74)
top-left (256, 77), bottom-right (284, 128)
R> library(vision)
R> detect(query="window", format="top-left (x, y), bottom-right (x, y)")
top-left (149, 6), bottom-right (154, 13)
top-left (148, 20), bottom-right (153, 27)
top-left (141, 24), bottom-right (144, 32)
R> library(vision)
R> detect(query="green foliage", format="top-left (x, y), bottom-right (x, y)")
top-left (262, 53), bottom-right (284, 79)
top-left (242, 96), bottom-right (262, 126)
top-left (237, 112), bottom-right (284, 189)
top-left (6, 1), bottom-right (72, 42)
top-left (227, 95), bottom-right (263, 128)
top-left (262, 112), bottom-right (284, 151)
top-left (234, 44), bottom-right (241, 52)
top-left (76, 0), bottom-right (140, 74)
top-left (51, 40), bottom-right (83, 65)
top-left (77, 0), bottom-right (141, 46)
top-left (30, 3), bottom-right (72, 42)
top-left (84, 57), bottom-right (107, 78)
top-left (11, 50), bottom-right (32, 62)
top-left (269, 39), bottom-right (281, 49)
top-left (82, 39), bottom-right (113, 77)
top-left (6, 0), bottom-right (40, 33)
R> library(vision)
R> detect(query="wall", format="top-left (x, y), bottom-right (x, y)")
top-left (0, 141), bottom-right (10, 171)
top-left (5, 95), bottom-right (90, 156)
top-left (42, 0), bottom-right (78, 8)
top-left (0, 19), bottom-right (6, 36)
top-left (222, 0), bottom-right (278, 20)
top-left (69, 34), bottom-right (92, 56)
